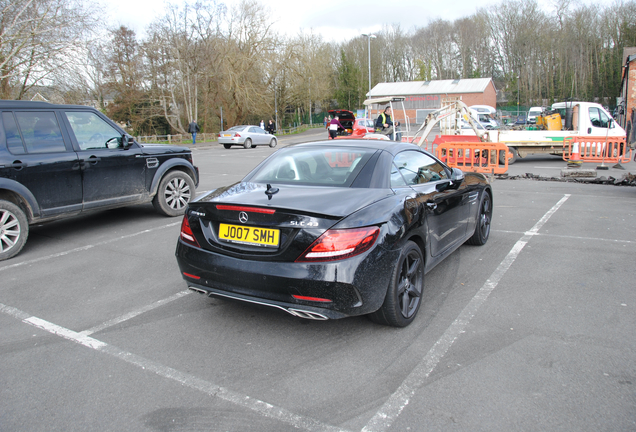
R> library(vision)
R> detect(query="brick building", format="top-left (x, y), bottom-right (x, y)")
top-left (618, 48), bottom-right (636, 144)
top-left (366, 78), bottom-right (497, 125)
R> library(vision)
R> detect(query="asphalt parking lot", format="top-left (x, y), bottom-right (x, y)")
top-left (1, 129), bottom-right (635, 431)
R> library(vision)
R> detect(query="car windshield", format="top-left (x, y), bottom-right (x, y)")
top-left (228, 126), bottom-right (245, 131)
top-left (247, 146), bottom-right (376, 187)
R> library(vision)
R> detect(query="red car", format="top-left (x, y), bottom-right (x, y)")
top-left (326, 110), bottom-right (375, 138)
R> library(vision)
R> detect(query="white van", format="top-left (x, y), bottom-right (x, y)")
top-left (527, 107), bottom-right (543, 124)
top-left (469, 106), bottom-right (498, 129)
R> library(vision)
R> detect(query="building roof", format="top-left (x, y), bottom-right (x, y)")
top-left (368, 78), bottom-right (494, 98)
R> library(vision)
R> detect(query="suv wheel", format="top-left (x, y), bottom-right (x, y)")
top-left (0, 200), bottom-right (29, 261)
top-left (152, 171), bottom-right (195, 217)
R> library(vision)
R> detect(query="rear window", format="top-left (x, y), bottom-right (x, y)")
top-left (247, 147), bottom-right (375, 187)
top-left (4, 111), bottom-right (66, 154)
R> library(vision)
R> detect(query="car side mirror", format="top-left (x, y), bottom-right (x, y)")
top-left (450, 167), bottom-right (464, 189)
top-left (124, 135), bottom-right (134, 149)
top-left (436, 167), bottom-right (464, 191)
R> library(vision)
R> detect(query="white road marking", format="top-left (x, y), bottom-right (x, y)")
top-left (493, 229), bottom-right (634, 244)
top-left (0, 303), bottom-right (349, 432)
top-left (0, 221), bottom-right (181, 273)
top-left (362, 194), bottom-right (571, 432)
top-left (79, 289), bottom-right (192, 336)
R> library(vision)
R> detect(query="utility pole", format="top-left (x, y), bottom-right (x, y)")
top-left (309, 77), bottom-right (312, 126)
top-left (362, 33), bottom-right (376, 118)
top-left (274, 79), bottom-right (278, 132)
top-left (517, 75), bottom-right (520, 117)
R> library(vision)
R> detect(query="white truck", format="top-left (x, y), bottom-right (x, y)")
top-left (414, 100), bottom-right (627, 164)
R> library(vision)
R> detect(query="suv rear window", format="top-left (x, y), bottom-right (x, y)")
top-left (3, 111), bottom-right (66, 154)
top-left (2, 112), bottom-right (26, 154)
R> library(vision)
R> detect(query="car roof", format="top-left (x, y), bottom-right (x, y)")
top-left (288, 139), bottom-right (423, 156)
top-left (0, 100), bottom-right (96, 110)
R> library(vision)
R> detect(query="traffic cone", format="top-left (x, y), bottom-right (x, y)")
top-left (568, 141), bottom-right (582, 167)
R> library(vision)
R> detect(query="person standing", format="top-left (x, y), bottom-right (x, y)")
top-left (188, 120), bottom-right (200, 144)
top-left (375, 107), bottom-right (394, 139)
top-left (266, 119), bottom-right (276, 135)
top-left (260, 119), bottom-right (265, 129)
top-left (328, 116), bottom-right (345, 139)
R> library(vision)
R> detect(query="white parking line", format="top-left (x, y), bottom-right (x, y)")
top-left (362, 194), bottom-right (571, 432)
top-left (493, 229), bottom-right (635, 244)
top-left (0, 221), bottom-right (181, 273)
top-left (79, 289), bottom-right (192, 336)
top-left (0, 302), bottom-right (349, 432)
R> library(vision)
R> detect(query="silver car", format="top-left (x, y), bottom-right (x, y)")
top-left (218, 125), bottom-right (278, 149)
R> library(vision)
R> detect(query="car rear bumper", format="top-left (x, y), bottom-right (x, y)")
top-left (218, 137), bottom-right (245, 144)
top-left (175, 239), bottom-right (400, 319)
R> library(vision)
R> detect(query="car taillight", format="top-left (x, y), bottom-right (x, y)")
top-left (234, 133), bottom-right (241, 137)
top-left (295, 226), bottom-right (379, 262)
top-left (180, 216), bottom-right (200, 248)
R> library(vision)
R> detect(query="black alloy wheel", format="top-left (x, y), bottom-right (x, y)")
top-left (466, 191), bottom-right (492, 246)
top-left (369, 241), bottom-right (424, 327)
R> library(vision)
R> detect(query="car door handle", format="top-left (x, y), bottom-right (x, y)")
top-left (8, 161), bottom-right (28, 170)
top-left (82, 156), bottom-right (101, 164)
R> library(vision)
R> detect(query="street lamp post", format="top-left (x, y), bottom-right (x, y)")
top-left (362, 33), bottom-right (376, 118)
top-left (517, 75), bottom-right (520, 117)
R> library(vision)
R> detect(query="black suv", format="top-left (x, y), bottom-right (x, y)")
top-left (0, 100), bottom-right (199, 260)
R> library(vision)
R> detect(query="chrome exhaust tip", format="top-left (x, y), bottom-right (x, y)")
top-left (287, 308), bottom-right (329, 320)
top-left (189, 287), bottom-right (208, 295)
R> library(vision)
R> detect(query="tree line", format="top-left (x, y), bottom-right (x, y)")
top-left (2, 0), bottom-right (635, 135)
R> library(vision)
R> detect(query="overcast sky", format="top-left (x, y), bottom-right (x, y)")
top-left (102, 0), bottom-right (543, 42)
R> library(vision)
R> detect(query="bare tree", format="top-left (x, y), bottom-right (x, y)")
top-left (0, 0), bottom-right (100, 99)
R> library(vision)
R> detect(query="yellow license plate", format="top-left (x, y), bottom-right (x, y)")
top-left (223, 134), bottom-right (232, 137)
top-left (219, 223), bottom-right (279, 247)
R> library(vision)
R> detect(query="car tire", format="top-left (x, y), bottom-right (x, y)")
top-left (223, 144), bottom-right (232, 149)
top-left (368, 240), bottom-right (424, 327)
top-left (243, 138), bottom-right (252, 149)
top-left (0, 200), bottom-right (29, 261)
top-left (499, 146), bottom-right (518, 164)
top-left (152, 170), bottom-right (195, 217)
top-left (269, 138), bottom-right (277, 148)
top-left (466, 190), bottom-right (492, 246)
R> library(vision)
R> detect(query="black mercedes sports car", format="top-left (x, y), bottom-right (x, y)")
top-left (175, 140), bottom-right (492, 327)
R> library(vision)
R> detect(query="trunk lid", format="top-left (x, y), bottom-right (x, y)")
top-left (186, 182), bottom-right (393, 261)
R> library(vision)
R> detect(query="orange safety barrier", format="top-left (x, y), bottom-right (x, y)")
top-left (434, 142), bottom-right (512, 174)
top-left (563, 136), bottom-right (632, 164)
